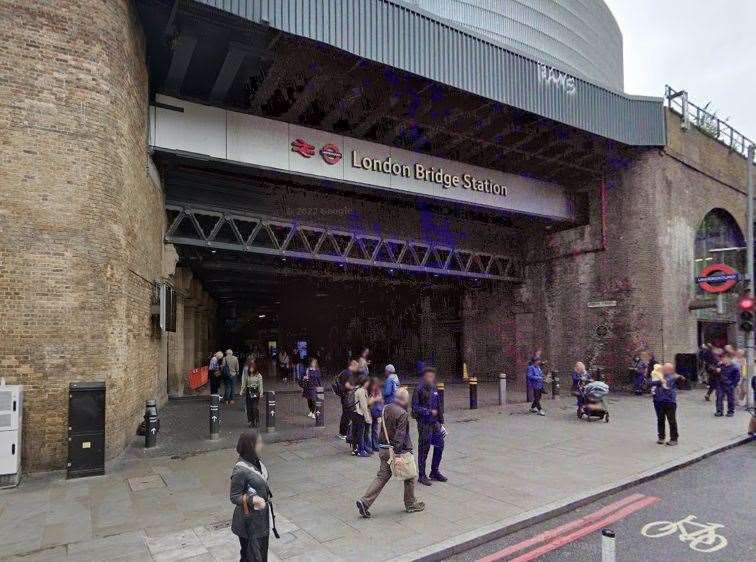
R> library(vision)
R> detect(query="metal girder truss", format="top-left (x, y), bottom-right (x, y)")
top-left (165, 205), bottom-right (523, 282)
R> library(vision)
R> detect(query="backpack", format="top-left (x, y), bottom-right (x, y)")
top-left (221, 358), bottom-right (231, 377)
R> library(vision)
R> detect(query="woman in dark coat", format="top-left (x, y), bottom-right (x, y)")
top-left (230, 430), bottom-right (277, 562)
top-left (302, 358), bottom-right (322, 418)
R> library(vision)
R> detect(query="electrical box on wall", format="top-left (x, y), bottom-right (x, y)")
top-left (0, 381), bottom-right (23, 488)
top-left (151, 282), bottom-right (177, 332)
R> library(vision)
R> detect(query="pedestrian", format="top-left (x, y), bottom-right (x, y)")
top-left (229, 430), bottom-right (279, 562)
top-left (572, 361), bottom-right (590, 409)
top-left (209, 351), bottom-right (224, 395)
top-left (278, 349), bottom-right (291, 383)
top-left (716, 353), bottom-right (739, 417)
top-left (302, 358), bottom-right (322, 418)
top-left (240, 359), bottom-right (264, 427)
top-left (704, 346), bottom-right (722, 401)
top-left (333, 358), bottom-right (360, 440)
top-left (355, 387), bottom-right (425, 518)
top-left (412, 367), bottom-right (447, 486)
top-left (527, 358), bottom-right (546, 415)
top-left (383, 364), bottom-right (400, 404)
top-left (221, 349), bottom-right (240, 404)
top-left (358, 347), bottom-right (371, 376)
top-left (734, 348), bottom-right (749, 406)
top-left (353, 375), bottom-right (372, 456)
top-left (632, 352), bottom-right (650, 395)
top-left (369, 377), bottom-right (385, 451)
top-left (650, 363), bottom-right (684, 446)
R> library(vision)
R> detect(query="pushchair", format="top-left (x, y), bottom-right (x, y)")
top-left (577, 380), bottom-right (610, 422)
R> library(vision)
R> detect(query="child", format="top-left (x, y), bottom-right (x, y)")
top-left (650, 363), bottom-right (684, 446)
top-left (353, 375), bottom-right (371, 457)
top-left (368, 377), bottom-right (385, 451)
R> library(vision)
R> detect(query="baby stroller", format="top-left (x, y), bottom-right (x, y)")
top-left (577, 380), bottom-right (610, 422)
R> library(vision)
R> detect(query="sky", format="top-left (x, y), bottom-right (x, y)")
top-left (603, 0), bottom-right (756, 141)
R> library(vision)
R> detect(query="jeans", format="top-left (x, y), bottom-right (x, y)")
top-left (417, 422), bottom-right (444, 477)
top-left (339, 404), bottom-right (351, 437)
top-left (210, 372), bottom-right (221, 395)
top-left (633, 373), bottom-right (645, 394)
top-left (716, 382), bottom-right (735, 414)
top-left (239, 535), bottom-right (269, 562)
top-left (245, 391), bottom-right (260, 426)
top-left (654, 401), bottom-right (678, 440)
top-left (360, 449), bottom-right (416, 509)
top-left (351, 414), bottom-right (367, 453)
top-left (371, 420), bottom-right (381, 450)
top-left (531, 388), bottom-right (543, 411)
top-left (363, 421), bottom-right (373, 453)
top-left (222, 374), bottom-right (234, 402)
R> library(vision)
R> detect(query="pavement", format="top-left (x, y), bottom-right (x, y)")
top-left (448, 445), bottom-right (755, 561)
top-left (0, 388), bottom-right (751, 562)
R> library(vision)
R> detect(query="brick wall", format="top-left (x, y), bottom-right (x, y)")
top-left (0, 0), bottom-right (166, 470)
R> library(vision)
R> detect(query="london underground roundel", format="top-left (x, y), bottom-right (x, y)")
top-left (320, 143), bottom-right (342, 165)
top-left (695, 263), bottom-right (740, 293)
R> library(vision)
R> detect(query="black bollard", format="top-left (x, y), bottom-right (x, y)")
top-left (469, 377), bottom-right (478, 409)
top-left (551, 371), bottom-right (560, 399)
top-left (144, 399), bottom-right (158, 448)
top-left (314, 386), bottom-right (325, 428)
top-left (265, 390), bottom-right (276, 433)
top-left (437, 382), bottom-right (445, 418)
top-left (209, 394), bottom-right (220, 440)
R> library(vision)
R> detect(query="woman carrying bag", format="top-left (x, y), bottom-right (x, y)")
top-left (355, 387), bottom-right (425, 518)
top-left (230, 430), bottom-right (279, 562)
top-left (240, 360), bottom-right (264, 428)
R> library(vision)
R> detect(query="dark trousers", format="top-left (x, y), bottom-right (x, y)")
top-left (339, 404), bottom-right (351, 437)
top-left (654, 401), bottom-right (678, 441)
top-left (531, 388), bottom-right (543, 411)
top-left (351, 413), bottom-right (366, 452)
top-left (716, 382), bottom-right (735, 414)
top-left (307, 398), bottom-right (316, 413)
top-left (239, 535), bottom-right (269, 562)
top-left (245, 392), bottom-right (260, 426)
top-left (633, 373), bottom-right (645, 394)
top-left (706, 376), bottom-right (718, 397)
top-left (371, 420), bottom-right (381, 450)
top-left (210, 373), bottom-right (221, 395)
top-left (417, 422), bottom-right (444, 477)
top-left (222, 374), bottom-right (234, 402)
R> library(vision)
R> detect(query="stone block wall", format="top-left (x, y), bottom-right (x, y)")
top-left (0, 0), bottom-right (166, 470)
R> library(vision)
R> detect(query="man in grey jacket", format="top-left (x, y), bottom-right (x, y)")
top-left (355, 387), bottom-right (425, 518)
top-left (222, 349), bottom-right (240, 404)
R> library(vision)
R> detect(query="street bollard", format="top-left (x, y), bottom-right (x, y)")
top-left (265, 391), bottom-right (276, 433)
top-left (144, 399), bottom-right (158, 448)
top-left (551, 371), bottom-right (560, 399)
top-left (601, 528), bottom-right (616, 562)
top-left (498, 373), bottom-right (507, 406)
top-left (209, 394), bottom-right (220, 440)
top-left (469, 377), bottom-right (478, 409)
top-left (314, 386), bottom-right (325, 427)
top-left (437, 382), bottom-right (445, 418)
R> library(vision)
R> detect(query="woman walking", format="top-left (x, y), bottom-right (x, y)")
top-left (650, 363), bottom-right (684, 446)
top-left (240, 360), bottom-right (264, 428)
top-left (302, 358), bottom-right (322, 418)
top-left (230, 430), bottom-right (277, 562)
top-left (527, 358), bottom-right (546, 415)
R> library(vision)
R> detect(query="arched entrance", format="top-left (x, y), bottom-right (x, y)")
top-left (694, 209), bottom-right (745, 347)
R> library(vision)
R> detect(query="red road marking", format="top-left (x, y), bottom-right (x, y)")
top-left (477, 494), bottom-right (647, 562)
top-left (508, 496), bottom-right (661, 561)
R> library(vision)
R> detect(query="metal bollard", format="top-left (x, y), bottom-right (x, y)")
top-left (144, 399), bottom-right (158, 448)
top-left (469, 377), bottom-right (478, 409)
top-left (209, 394), bottom-right (220, 440)
top-left (601, 528), bottom-right (616, 562)
top-left (265, 391), bottom-right (276, 433)
top-left (314, 386), bottom-right (325, 427)
top-left (551, 371), bottom-right (560, 399)
top-left (498, 373), bottom-right (507, 406)
top-left (437, 382), bottom-right (445, 418)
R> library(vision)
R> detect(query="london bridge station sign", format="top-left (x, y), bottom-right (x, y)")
top-left (150, 95), bottom-right (574, 221)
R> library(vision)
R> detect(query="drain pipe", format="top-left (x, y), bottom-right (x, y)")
top-left (527, 177), bottom-right (608, 264)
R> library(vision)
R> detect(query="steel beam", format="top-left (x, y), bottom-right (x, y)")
top-left (163, 34), bottom-right (198, 94)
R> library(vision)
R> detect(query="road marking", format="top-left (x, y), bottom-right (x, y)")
top-left (478, 494), bottom-right (659, 562)
top-left (508, 496), bottom-right (660, 562)
top-left (641, 515), bottom-right (727, 553)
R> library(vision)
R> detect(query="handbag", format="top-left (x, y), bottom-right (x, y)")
top-left (381, 415), bottom-right (418, 481)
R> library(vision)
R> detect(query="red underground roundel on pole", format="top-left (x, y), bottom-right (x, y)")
top-left (695, 263), bottom-right (740, 293)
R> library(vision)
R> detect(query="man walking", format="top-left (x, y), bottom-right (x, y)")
top-left (221, 349), bottom-right (240, 404)
top-left (412, 367), bottom-right (447, 486)
top-left (716, 353), bottom-right (739, 417)
top-left (527, 358), bottom-right (546, 415)
top-left (334, 358), bottom-right (359, 440)
top-left (355, 387), bottom-right (425, 517)
top-left (383, 364), bottom-right (400, 405)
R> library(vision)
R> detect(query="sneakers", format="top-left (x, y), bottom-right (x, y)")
top-left (726, 412), bottom-right (734, 417)
top-left (356, 499), bottom-right (371, 518)
top-left (417, 475), bottom-right (433, 486)
top-left (405, 501), bottom-right (426, 513)
top-left (666, 440), bottom-right (678, 446)
top-left (356, 450), bottom-right (371, 457)
top-left (529, 407), bottom-right (538, 413)
top-left (656, 438), bottom-right (665, 444)
top-left (308, 412), bottom-right (315, 419)
top-left (705, 394), bottom-right (711, 401)
top-left (714, 412), bottom-right (724, 417)
top-left (429, 471), bottom-right (448, 482)
top-left (337, 434), bottom-right (347, 440)
top-left (537, 409), bottom-right (546, 416)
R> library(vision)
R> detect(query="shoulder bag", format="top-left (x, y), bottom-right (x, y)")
top-left (381, 415), bottom-right (418, 481)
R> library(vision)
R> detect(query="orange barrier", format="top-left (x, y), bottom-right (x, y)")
top-left (188, 366), bottom-right (209, 390)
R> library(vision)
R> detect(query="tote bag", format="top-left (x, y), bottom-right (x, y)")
top-left (381, 415), bottom-right (418, 480)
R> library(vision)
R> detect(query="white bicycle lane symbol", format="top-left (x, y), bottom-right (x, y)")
top-left (641, 515), bottom-right (728, 553)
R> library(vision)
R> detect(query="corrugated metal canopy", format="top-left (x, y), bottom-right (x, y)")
top-left (194, 0), bottom-right (664, 147)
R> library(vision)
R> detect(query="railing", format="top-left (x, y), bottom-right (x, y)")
top-left (665, 85), bottom-right (754, 160)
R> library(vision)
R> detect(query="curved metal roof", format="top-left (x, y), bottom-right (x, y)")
top-left (195, 0), bottom-right (664, 147)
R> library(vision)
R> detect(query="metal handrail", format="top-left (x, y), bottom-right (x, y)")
top-left (665, 85), bottom-right (754, 160)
